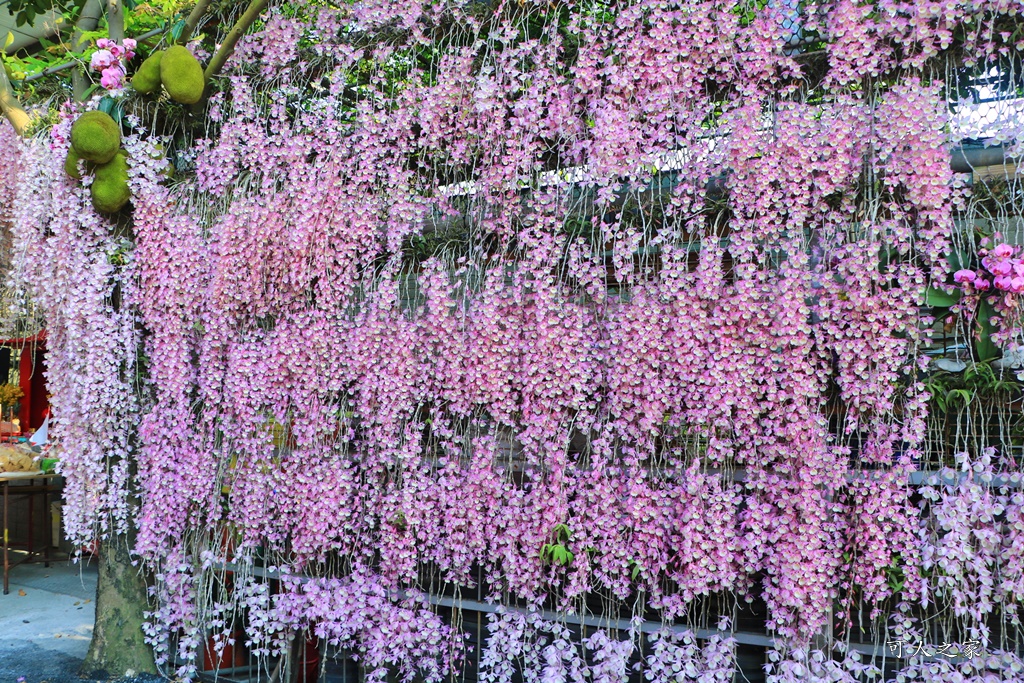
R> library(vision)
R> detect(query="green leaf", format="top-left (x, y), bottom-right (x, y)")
top-left (946, 389), bottom-right (974, 407)
top-left (947, 249), bottom-right (972, 273)
top-left (97, 96), bottom-right (124, 124)
top-left (977, 299), bottom-right (1001, 362)
top-left (169, 18), bottom-right (186, 42)
top-left (878, 246), bottom-right (898, 272)
top-left (967, 361), bottom-right (996, 387)
top-left (925, 286), bottom-right (961, 308)
top-left (964, 363), bottom-right (979, 382)
top-left (4, 32), bottom-right (14, 50)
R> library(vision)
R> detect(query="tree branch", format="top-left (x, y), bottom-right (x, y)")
top-left (73, 0), bottom-right (104, 47)
top-left (106, 0), bottom-right (124, 43)
top-left (0, 68), bottom-right (31, 135)
top-left (203, 0), bottom-right (270, 83)
top-left (26, 27), bottom-right (163, 84)
top-left (178, 0), bottom-right (213, 45)
top-left (72, 0), bottom-right (104, 102)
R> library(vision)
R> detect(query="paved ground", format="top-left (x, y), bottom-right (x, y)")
top-left (0, 553), bottom-right (100, 683)
top-left (0, 554), bottom-right (359, 683)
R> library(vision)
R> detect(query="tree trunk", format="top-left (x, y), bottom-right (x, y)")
top-left (80, 531), bottom-right (157, 679)
top-left (72, 0), bottom-right (104, 102)
top-left (106, 0), bottom-right (125, 43)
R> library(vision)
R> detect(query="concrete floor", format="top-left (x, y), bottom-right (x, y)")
top-left (0, 553), bottom-right (98, 682)
top-left (0, 554), bottom-right (360, 683)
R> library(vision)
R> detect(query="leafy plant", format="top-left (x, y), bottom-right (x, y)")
top-left (540, 523), bottom-right (574, 567)
top-left (3, 0), bottom-right (80, 29)
top-left (629, 558), bottom-right (643, 580)
top-left (964, 361), bottom-right (1021, 395)
top-left (885, 553), bottom-right (905, 595)
top-left (0, 383), bottom-right (24, 407)
top-left (926, 359), bottom-right (1020, 414)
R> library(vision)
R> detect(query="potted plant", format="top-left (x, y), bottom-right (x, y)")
top-left (0, 383), bottom-right (25, 434)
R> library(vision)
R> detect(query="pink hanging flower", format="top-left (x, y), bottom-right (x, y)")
top-left (4, 3), bottom-right (1023, 678)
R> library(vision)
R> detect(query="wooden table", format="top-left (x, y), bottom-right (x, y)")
top-left (1, 470), bottom-right (60, 595)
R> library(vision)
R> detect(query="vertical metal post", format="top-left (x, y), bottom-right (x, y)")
top-left (44, 476), bottom-right (52, 567)
top-left (27, 479), bottom-right (34, 558)
top-left (2, 479), bottom-right (9, 595)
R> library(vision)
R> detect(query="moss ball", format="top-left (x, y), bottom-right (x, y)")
top-left (70, 111), bottom-right (120, 164)
top-left (159, 45), bottom-right (204, 105)
top-left (64, 147), bottom-right (87, 180)
top-left (132, 50), bottom-right (164, 95)
top-left (90, 151), bottom-right (130, 214)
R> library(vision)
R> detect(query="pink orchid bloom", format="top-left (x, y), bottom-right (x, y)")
top-left (90, 49), bottom-right (115, 71)
top-left (100, 66), bottom-right (124, 90)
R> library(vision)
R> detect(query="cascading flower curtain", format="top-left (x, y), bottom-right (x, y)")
top-left (4, 0), bottom-right (1024, 680)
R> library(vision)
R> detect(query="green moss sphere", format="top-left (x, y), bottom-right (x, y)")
top-left (64, 147), bottom-right (85, 180)
top-left (90, 151), bottom-right (131, 214)
top-left (70, 111), bottom-right (120, 164)
top-left (132, 50), bottom-right (164, 94)
top-left (159, 45), bottom-right (204, 105)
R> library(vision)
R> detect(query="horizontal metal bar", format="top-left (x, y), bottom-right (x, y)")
top-left (951, 144), bottom-right (1013, 173)
top-left (21, 27), bottom-right (164, 83)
